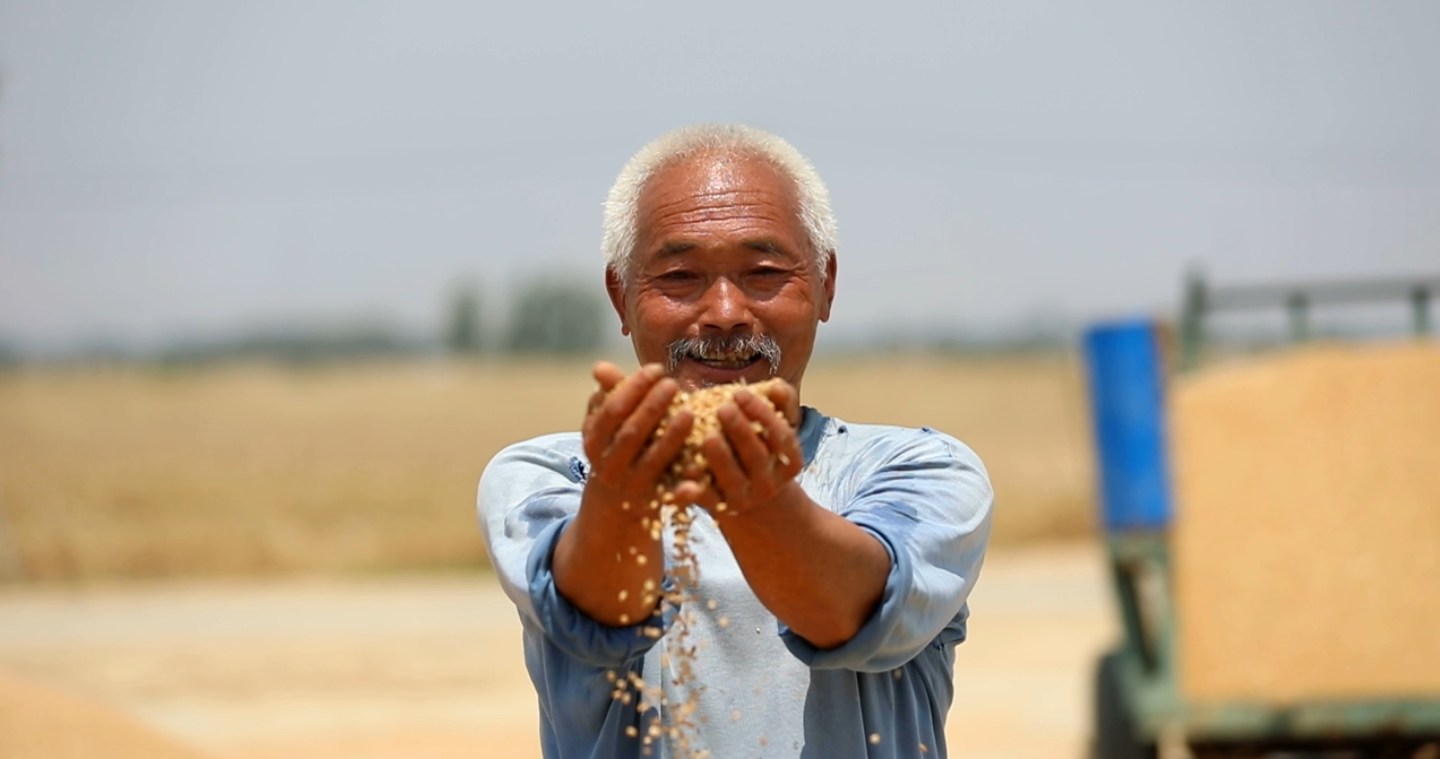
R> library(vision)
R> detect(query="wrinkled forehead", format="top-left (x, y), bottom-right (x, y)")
top-left (635, 149), bottom-right (803, 227)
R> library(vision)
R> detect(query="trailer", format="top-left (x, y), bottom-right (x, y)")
top-left (1084, 273), bottom-right (1440, 758)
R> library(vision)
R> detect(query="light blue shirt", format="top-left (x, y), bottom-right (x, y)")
top-left (477, 407), bottom-right (993, 758)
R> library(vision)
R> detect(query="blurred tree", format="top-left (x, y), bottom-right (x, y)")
top-left (154, 322), bottom-right (415, 365)
top-left (444, 281), bottom-right (485, 355)
top-left (505, 279), bottom-right (605, 354)
top-left (0, 339), bottom-right (19, 369)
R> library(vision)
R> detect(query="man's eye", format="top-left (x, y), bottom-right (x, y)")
top-left (657, 270), bottom-right (699, 283)
top-left (750, 267), bottom-right (787, 278)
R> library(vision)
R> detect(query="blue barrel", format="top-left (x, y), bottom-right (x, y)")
top-left (1082, 319), bottom-right (1172, 531)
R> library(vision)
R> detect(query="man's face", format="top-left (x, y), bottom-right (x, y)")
top-left (606, 151), bottom-right (836, 393)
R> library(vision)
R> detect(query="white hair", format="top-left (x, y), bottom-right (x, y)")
top-left (602, 124), bottom-right (838, 284)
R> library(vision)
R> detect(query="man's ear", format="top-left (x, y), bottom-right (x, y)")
top-left (604, 266), bottom-right (631, 336)
top-left (819, 252), bottom-right (837, 323)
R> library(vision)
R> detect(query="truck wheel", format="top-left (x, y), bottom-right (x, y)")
top-left (1092, 651), bottom-right (1158, 759)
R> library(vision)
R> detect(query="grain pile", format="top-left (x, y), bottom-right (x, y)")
top-left (1172, 341), bottom-right (1440, 703)
top-left (607, 379), bottom-right (780, 758)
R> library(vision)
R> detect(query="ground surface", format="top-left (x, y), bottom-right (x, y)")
top-left (0, 543), bottom-right (1114, 758)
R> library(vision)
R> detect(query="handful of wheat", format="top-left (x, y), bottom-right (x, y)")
top-left (656, 379), bottom-right (782, 493)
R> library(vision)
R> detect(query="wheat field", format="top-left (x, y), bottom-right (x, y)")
top-left (0, 355), bottom-right (1094, 582)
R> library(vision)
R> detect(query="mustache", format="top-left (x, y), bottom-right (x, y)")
top-left (666, 334), bottom-right (782, 375)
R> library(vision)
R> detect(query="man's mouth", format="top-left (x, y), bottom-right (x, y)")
top-left (689, 348), bottom-right (764, 370)
top-left (666, 334), bottom-right (782, 377)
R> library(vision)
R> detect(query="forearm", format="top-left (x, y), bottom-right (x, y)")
top-left (717, 483), bottom-right (890, 649)
top-left (553, 497), bottom-right (665, 627)
top-left (554, 362), bottom-right (688, 628)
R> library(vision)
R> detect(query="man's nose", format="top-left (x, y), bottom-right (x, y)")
top-left (698, 276), bottom-right (754, 332)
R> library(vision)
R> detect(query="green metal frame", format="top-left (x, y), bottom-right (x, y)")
top-left (1106, 271), bottom-right (1440, 746)
top-left (1178, 271), bottom-right (1439, 371)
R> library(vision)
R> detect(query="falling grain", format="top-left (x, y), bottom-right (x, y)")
top-left (604, 377), bottom-right (791, 759)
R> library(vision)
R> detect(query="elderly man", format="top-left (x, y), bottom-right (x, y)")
top-left (478, 125), bottom-right (992, 758)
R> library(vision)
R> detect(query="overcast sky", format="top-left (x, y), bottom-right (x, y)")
top-left (2, 1), bottom-right (1438, 351)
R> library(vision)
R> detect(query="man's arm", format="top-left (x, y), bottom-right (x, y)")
top-left (551, 362), bottom-right (694, 627)
top-left (718, 483), bottom-right (889, 650)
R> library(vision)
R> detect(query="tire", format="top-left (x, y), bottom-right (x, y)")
top-left (1092, 650), bottom-right (1158, 759)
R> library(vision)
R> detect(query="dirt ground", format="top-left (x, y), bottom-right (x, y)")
top-left (0, 543), bottom-right (1114, 759)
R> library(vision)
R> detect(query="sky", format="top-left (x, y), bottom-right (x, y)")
top-left (1, 1), bottom-right (1438, 353)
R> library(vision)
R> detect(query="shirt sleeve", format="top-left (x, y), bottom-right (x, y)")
top-left (781, 427), bottom-right (993, 672)
top-left (477, 435), bottom-right (669, 669)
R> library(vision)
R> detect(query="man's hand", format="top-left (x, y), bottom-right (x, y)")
top-left (674, 380), bottom-right (803, 515)
top-left (552, 362), bottom-right (694, 627)
top-left (581, 362), bottom-right (695, 511)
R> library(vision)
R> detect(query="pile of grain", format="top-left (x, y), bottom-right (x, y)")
top-left (1172, 341), bottom-right (1440, 703)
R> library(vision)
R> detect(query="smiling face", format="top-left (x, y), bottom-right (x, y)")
top-left (606, 150), bottom-right (837, 393)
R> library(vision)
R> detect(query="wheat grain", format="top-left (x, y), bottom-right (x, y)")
top-left (656, 380), bottom-right (782, 491)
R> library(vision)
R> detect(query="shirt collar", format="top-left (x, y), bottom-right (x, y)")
top-left (797, 406), bottom-right (828, 466)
